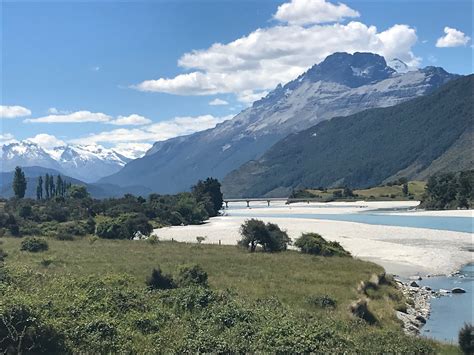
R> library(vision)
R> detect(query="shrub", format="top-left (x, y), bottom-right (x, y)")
top-left (294, 233), bottom-right (350, 257)
top-left (146, 267), bottom-right (175, 290)
top-left (239, 219), bottom-right (290, 252)
top-left (459, 323), bottom-right (474, 355)
top-left (306, 295), bottom-right (337, 309)
top-left (176, 264), bottom-right (208, 288)
top-left (56, 232), bottom-right (75, 241)
top-left (147, 234), bottom-right (159, 245)
top-left (0, 248), bottom-right (7, 261)
top-left (0, 303), bottom-right (67, 353)
top-left (20, 237), bottom-right (49, 252)
top-left (96, 214), bottom-right (153, 240)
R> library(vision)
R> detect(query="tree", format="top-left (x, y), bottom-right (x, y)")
top-left (36, 176), bottom-right (43, 200)
top-left (458, 323), bottom-right (474, 355)
top-left (45, 174), bottom-right (50, 199)
top-left (68, 185), bottom-right (89, 199)
top-left (12, 167), bottom-right (27, 199)
top-left (146, 267), bottom-right (175, 290)
top-left (238, 219), bottom-right (290, 252)
top-left (192, 178), bottom-right (223, 217)
top-left (402, 183), bottom-right (409, 196)
top-left (56, 175), bottom-right (63, 197)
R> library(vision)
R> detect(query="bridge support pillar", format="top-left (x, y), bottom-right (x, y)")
top-left (246, 200), bottom-right (250, 208)
top-left (225, 201), bottom-right (229, 208)
top-left (267, 200), bottom-right (270, 207)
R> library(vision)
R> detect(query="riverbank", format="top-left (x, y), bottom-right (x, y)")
top-left (153, 201), bottom-right (473, 277)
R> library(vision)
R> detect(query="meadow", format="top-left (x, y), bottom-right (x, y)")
top-left (0, 237), bottom-right (459, 353)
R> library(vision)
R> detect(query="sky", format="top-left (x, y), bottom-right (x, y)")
top-left (1, 0), bottom-right (472, 158)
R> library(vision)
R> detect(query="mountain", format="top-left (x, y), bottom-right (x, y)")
top-left (100, 52), bottom-right (458, 193)
top-left (1, 142), bottom-right (131, 182)
top-left (222, 75), bottom-right (473, 197)
top-left (0, 166), bottom-right (151, 199)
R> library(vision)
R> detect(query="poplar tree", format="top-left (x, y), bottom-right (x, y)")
top-left (36, 176), bottom-right (43, 200)
top-left (12, 166), bottom-right (27, 199)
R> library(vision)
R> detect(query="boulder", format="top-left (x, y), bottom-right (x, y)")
top-left (410, 281), bottom-right (419, 288)
top-left (451, 287), bottom-right (466, 294)
top-left (416, 315), bottom-right (427, 324)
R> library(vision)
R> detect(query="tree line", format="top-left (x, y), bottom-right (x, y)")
top-left (12, 166), bottom-right (71, 200)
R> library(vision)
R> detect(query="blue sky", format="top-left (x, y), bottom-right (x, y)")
top-left (1, 0), bottom-right (472, 157)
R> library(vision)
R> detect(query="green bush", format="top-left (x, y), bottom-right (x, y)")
top-left (176, 264), bottom-right (209, 288)
top-left (146, 267), bottom-right (175, 290)
top-left (20, 237), bottom-right (49, 252)
top-left (96, 214), bottom-right (153, 240)
top-left (294, 233), bottom-right (350, 257)
top-left (239, 219), bottom-right (290, 252)
top-left (0, 303), bottom-right (67, 353)
top-left (459, 323), bottom-right (474, 355)
top-left (306, 295), bottom-right (337, 309)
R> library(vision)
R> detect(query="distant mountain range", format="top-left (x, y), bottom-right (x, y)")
top-left (0, 166), bottom-right (151, 199)
top-left (99, 52), bottom-right (458, 194)
top-left (1, 142), bottom-right (131, 182)
top-left (223, 75), bottom-right (473, 197)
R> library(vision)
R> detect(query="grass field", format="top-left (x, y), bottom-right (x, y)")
top-left (0, 237), bottom-right (459, 353)
top-left (305, 181), bottom-right (426, 201)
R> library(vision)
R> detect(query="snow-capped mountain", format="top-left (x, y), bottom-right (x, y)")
top-left (1, 141), bottom-right (131, 182)
top-left (387, 58), bottom-right (411, 73)
top-left (100, 52), bottom-right (458, 194)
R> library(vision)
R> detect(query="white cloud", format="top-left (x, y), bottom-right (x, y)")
top-left (274, 0), bottom-right (359, 26)
top-left (209, 98), bottom-right (229, 106)
top-left (133, 2), bottom-right (419, 103)
top-left (0, 133), bottom-right (18, 145)
top-left (47, 107), bottom-right (70, 115)
top-left (26, 133), bottom-right (66, 149)
top-left (109, 114), bottom-right (152, 126)
top-left (69, 114), bottom-right (233, 146)
top-left (0, 105), bottom-right (32, 118)
top-left (24, 110), bottom-right (112, 124)
top-left (436, 27), bottom-right (470, 48)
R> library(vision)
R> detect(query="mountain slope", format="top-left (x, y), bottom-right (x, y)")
top-left (222, 75), bottom-right (473, 197)
top-left (1, 142), bottom-right (131, 182)
top-left (0, 166), bottom-right (151, 199)
top-left (101, 52), bottom-right (457, 193)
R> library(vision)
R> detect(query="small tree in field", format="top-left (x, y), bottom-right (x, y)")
top-left (12, 167), bottom-right (27, 199)
top-left (238, 219), bottom-right (290, 252)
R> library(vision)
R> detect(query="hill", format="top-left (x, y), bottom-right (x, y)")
top-left (99, 52), bottom-right (457, 194)
top-left (223, 75), bottom-right (473, 197)
top-left (0, 166), bottom-right (151, 199)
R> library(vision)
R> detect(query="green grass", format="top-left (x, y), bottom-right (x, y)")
top-left (2, 237), bottom-right (383, 318)
top-left (0, 237), bottom-right (459, 353)
top-left (305, 181), bottom-right (426, 201)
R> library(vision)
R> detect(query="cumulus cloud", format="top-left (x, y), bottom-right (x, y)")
top-left (0, 105), bottom-right (32, 118)
top-left (209, 98), bottom-right (229, 106)
top-left (0, 133), bottom-right (18, 145)
top-left (47, 107), bottom-right (70, 114)
top-left (436, 27), bottom-right (470, 47)
top-left (69, 114), bottom-right (233, 146)
top-left (25, 110), bottom-right (152, 125)
top-left (109, 114), bottom-right (152, 126)
top-left (26, 133), bottom-right (66, 149)
top-left (274, 0), bottom-right (359, 25)
top-left (25, 110), bottom-right (112, 123)
top-left (133, 1), bottom-right (419, 103)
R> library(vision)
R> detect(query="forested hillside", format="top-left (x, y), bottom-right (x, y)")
top-left (223, 75), bottom-right (473, 197)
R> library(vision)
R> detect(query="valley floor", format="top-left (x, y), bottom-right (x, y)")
top-left (154, 201), bottom-right (473, 277)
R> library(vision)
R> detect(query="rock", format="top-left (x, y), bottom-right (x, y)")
top-left (451, 287), bottom-right (466, 294)
top-left (439, 288), bottom-right (451, 294)
top-left (416, 315), bottom-right (427, 324)
top-left (410, 281), bottom-right (420, 287)
top-left (424, 286), bottom-right (432, 291)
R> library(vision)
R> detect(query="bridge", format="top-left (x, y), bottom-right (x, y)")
top-left (222, 198), bottom-right (327, 208)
